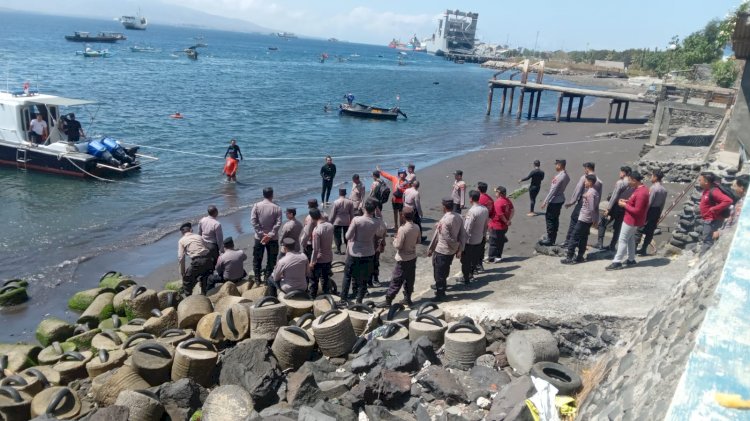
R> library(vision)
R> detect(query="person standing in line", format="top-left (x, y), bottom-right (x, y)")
top-left (406, 164), bottom-right (417, 184)
top-left (403, 180), bottom-right (424, 241)
top-left (369, 170), bottom-right (387, 213)
top-left (278, 207), bottom-right (303, 260)
top-left (461, 190), bottom-right (489, 283)
top-left (596, 166), bottom-right (633, 251)
top-left (177, 222), bottom-right (213, 297)
top-left (563, 162), bottom-right (602, 249)
top-left (561, 175), bottom-right (600, 265)
top-left (370, 208), bottom-right (386, 287)
top-left (383, 206), bottom-right (421, 307)
top-left (320, 155), bottom-right (337, 205)
top-left (223, 139), bottom-right (243, 182)
top-left (539, 159), bottom-right (570, 246)
top-left (451, 170), bottom-right (467, 213)
top-left (697, 171), bottom-right (734, 254)
top-left (636, 170), bottom-right (668, 255)
top-left (606, 172), bottom-right (649, 270)
top-left (198, 205), bottom-right (224, 267)
top-left (267, 238), bottom-right (309, 297)
top-left (341, 198), bottom-right (386, 304)
top-left (350, 174), bottom-right (366, 210)
top-left (378, 167), bottom-right (410, 230)
top-left (214, 236), bottom-right (247, 284)
top-left (714, 174), bottom-right (748, 239)
top-left (309, 208), bottom-right (334, 297)
top-left (427, 198), bottom-right (468, 301)
top-left (476, 182), bottom-right (495, 272)
top-left (330, 188), bottom-right (355, 255)
top-left (300, 199), bottom-right (324, 260)
top-left (487, 186), bottom-right (514, 263)
top-left (250, 187), bottom-right (282, 286)
top-left (519, 160), bottom-right (545, 216)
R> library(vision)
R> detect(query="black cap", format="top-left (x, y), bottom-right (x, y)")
top-left (454, 170), bottom-right (463, 176)
top-left (282, 237), bottom-right (296, 247)
top-left (533, 160), bottom-right (540, 166)
top-left (339, 188), bottom-right (347, 196)
top-left (180, 222), bottom-right (192, 231)
top-left (286, 207), bottom-right (296, 213)
top-left (223, 236), bottom-right (234, 246)
top-left (442, 197), bottom-right (454, 208)
top-left (307, 199), bottom-right (318, 208)
top-left (555, 159), bottom-right (566, 166)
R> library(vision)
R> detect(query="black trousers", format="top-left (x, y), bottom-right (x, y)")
top-left (385, 259), bottom-right (417, 299)
top-left (461, 243), bottom-right (483, 280)
top-left (529, 185), bottom-right (541, 213)
top-left (333, 225), bottom-right (349, 252)
top-left (310, 262), bottom-right (332, 297)
top-left (453, 203), bottom-right (462, 213)
top-left (205, 242), bottom-right (219, 267)
top-left (432, 252), bottom-right (454, 295)
top-left (563, 201), bottom-right (583, 248)
top-left (182, 255), bottom-right (213, 296)
top-left (253, 239), bottom-right (279, 279)
top-left (321, 179), bottom-right (333, 203)
top-left (414, 212), bottom-right (423, 239)
top-left (637, 207), bottom-right (661, 252)
top-left (488, 229), bottom-right (508, 258)
top-left (372, 251), bottom-right (381, 282)
top-left (545, 202), bottom-right (563, 244)
top-left (566, 221), bottom-right (593, 260)
top-left (341, 255), bottom-right (374, 301)
top-left (598, 208), bottom-right (624, 249)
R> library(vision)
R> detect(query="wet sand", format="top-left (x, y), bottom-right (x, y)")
top-left (1, 88), bottom-right (655, 342)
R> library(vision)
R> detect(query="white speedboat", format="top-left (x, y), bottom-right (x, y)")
top-left (0, 89), bottom-right (157, 178)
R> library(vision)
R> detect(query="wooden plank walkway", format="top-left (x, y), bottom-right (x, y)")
top-left (486, 79), bottom-right (655, 123)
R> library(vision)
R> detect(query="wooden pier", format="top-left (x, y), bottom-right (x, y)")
top-left (486, 78), bottom-right (655, 123)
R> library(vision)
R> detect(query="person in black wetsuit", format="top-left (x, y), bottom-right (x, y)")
top-left (224, 138), bottom-right (243, 182)
top-left (320, 155), bottom-right (336, 205)
top-left (519, 160), bottom-right (545, 216)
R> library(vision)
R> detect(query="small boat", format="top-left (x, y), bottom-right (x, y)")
top-left (76, 48), bottom-right (114, 58)
top-left (276, 32), bottom-right (297, 39)
top-left (339, 103), bottom-right (407, 120)
top-left (350, 53), bottom-right (360, 58)
top-left (268, 47), bottom-right (278, 51)
top-left (120, 10), bottom-right (148, 30)
top-left (130, 45), bottom-right (158, 53)
top-left (0, 89), bottom-right (157, 178)
top-left (65, 31), bottom-right (126, 43)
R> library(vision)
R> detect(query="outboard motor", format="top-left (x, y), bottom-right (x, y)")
top-left (87, 139), bottom-right (121, 167)
top-left (101, 137), bottom-right (135, 165)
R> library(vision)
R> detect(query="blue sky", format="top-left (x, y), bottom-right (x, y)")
top-left (164, 0), bottom-right (746, 49)
top-left (5, 0), bottom-right (745, 49)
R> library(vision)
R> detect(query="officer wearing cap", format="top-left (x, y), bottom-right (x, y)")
top-left (427, 197), bottom-right (468, 301)
top-left (278, 207), bottom-right (303, 259)
top-left (539, 159), bottom-right (570, 246)
top-left (330, 188), bottom-right (355, 255)
top-left (177, 222), bottom-right (213, 297)
top-left (214, 236), bottom-right (247, 284)
top-left (268, 237), bottom-right (309, 296)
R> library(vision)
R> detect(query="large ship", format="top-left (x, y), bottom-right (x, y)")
top-left (276, 32), bottom-right (298, 39)
top-left (64, 31), bottom-right (127, 43)
top-left (421, 10), bottom-right (479, 56)
top-left (120, 11), bottom-right (148, 30)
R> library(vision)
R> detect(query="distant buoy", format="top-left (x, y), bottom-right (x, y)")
top-left (170, 112), bottom-right (183, 119)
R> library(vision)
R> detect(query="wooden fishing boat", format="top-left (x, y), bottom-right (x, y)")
top-left (339, 103), bottom-right (407, 120)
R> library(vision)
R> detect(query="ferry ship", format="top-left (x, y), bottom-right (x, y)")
top-left (421, 10), bottom-right (479, 56)
top-left (120, 11), bottom-right (148, 30)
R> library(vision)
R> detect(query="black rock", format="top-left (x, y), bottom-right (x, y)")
top-left (351, 339), bottom-right (418, 373)
top-left (286, 364), bottom-right (321, 409)
top-left (313, 401), bottom-right (357, 421)
top-left (150, 378), bottom-right (207, 421)
top-left (412, 336), bottom-right (440, 367)
top-left (487, 375), bottom-right (535, 421)
top-left (79, 406), bottom-right (129, 421)
top-left (416, 366), bottom-right (468, 405)
top-left (352, 366), bottom-right (411, 407)
top-left (219, 338), bottom-right (283, 410)
top-left (298, 406), bottom-right (336, 421)
top-left (258, 403), bottom-right (299, 419)
top-left (364, 405), bottom-right (409, 421)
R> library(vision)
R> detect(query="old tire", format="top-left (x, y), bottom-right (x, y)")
top-left (529, 361), bottom-right (582, 395)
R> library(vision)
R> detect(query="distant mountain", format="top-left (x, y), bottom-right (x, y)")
top-left (2, 0), bottom-right (274, 34)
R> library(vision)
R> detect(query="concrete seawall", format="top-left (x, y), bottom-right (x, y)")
top-left (578, 198), bottom-right (746, 419)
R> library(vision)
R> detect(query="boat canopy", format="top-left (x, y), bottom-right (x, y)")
top-left (29, 97), bottom-right (96, 107)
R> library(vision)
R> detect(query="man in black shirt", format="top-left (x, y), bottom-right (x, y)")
top-left (320, 155), bottom-right (337, 205)
top-left (225, 138), bottom-right (243, 160)
top-left (65, 113), bottom-right (85, 143)
top-left (223, 139), bottom-right (243, 182)
top-left (519, 160), bottom-right (545, 216)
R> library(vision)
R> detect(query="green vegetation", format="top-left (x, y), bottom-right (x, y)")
top-left (713, 60), bottom-right (741, 87)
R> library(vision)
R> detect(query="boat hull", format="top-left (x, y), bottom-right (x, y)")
top-left (65, 36), bottom-right (119, 43)
top-left (339, 104), bottom-right (400, 120)
top-left (0, 142), bottom-right (140, 179)
top-left (122, 22), bottom-right (147, 30)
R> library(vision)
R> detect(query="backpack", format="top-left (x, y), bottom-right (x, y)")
top-left (709, 184), bottom-right (738, 219)
top-left (372, 180), bottom-right (391, 204)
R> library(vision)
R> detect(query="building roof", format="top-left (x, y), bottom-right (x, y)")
top-left (733, 12), bottom-right (750, 59)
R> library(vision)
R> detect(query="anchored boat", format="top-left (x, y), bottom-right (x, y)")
top-left (0, 89), bottom-right (157, 178)
top-left (65, 31), bottom-right (126, 43)
top-left (339, 103), bottom-right (407, 120)
top-left (76, 48), bottom-right (114, 58)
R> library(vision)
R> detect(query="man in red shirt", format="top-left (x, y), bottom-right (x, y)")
top-left (379, 167), bottom-right (410, 230)
top-left (487, 186), bottom-right (514, 263)
top-left (698, 171), bottom-right (733, 254)
top-left (606, 172), bottom-right (649, 270)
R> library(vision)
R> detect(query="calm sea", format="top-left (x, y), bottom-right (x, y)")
top-left (0, 11), bottom-right (587, 299)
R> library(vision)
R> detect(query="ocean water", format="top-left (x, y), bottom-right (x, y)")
top-left (0, 11), bottom-right (588, 290)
